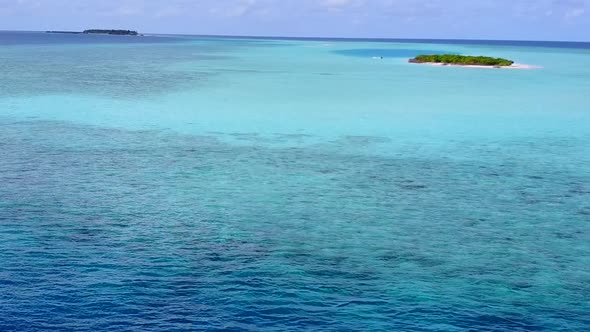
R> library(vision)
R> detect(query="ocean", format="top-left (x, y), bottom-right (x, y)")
top-left (0, 31), bottom-right (589, 331)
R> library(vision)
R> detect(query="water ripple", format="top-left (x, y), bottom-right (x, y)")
top-left (1, 120), bottom-right (589, 331)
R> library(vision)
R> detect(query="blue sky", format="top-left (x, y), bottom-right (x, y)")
top-left (0, 0), bottom-right (589, 41)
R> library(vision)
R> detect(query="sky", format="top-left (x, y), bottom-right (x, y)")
top-left (0, 0), bottom-right (589, 41)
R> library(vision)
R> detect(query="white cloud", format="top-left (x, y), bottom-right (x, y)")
top-left (319, 0), bottom-right (366, 12)
top-left (209, 0), bottom-right (269, 18)
top-left (565, 7), bottom-right (585, 19)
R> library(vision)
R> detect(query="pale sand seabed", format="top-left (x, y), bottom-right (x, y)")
top-left (411, 62), bottom-right (541, 69)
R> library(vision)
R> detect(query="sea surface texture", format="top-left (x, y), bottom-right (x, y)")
top-left (1, 32), bottom-right (589, 331)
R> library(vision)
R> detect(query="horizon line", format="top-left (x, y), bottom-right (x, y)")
top-left (2, 29), bottom-right (590, 44)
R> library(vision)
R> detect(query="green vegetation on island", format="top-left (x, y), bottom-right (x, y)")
top-left (409, 54), bottom-right (514, 67)
top-left (83, 29), bottom-right (139, 36)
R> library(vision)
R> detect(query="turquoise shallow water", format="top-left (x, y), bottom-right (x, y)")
top-left (1, 32), bottom-right (589, 331)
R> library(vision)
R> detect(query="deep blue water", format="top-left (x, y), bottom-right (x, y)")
top-left (194, 34), bottom-right (590, 49)
top-left (3, 120), bottom-right (588, 332)
top-left (1, 31), bottom-right (589, 331)
top-left (4, 31), bottom-right (590, 49)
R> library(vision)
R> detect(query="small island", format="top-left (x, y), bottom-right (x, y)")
top-left (46, 29), bottom-right (139, 36)
top-left (409, 54), bottom-right (517, 68)
top-left (83, 29), bottom-right (139, 36)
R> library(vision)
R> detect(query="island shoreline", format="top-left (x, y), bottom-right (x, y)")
top-left (409, 62), bottom-right (540, 69)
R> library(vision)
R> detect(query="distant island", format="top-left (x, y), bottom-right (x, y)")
top-left (409, 54), bottom-right (515, 67)
top-left (46, 29), bottom-right (139, 36)
top-left (83, 29), bottom-right (139, 36)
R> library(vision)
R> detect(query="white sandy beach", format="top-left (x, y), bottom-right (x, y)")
top-left (411, 62), bottom-right (540, 69)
